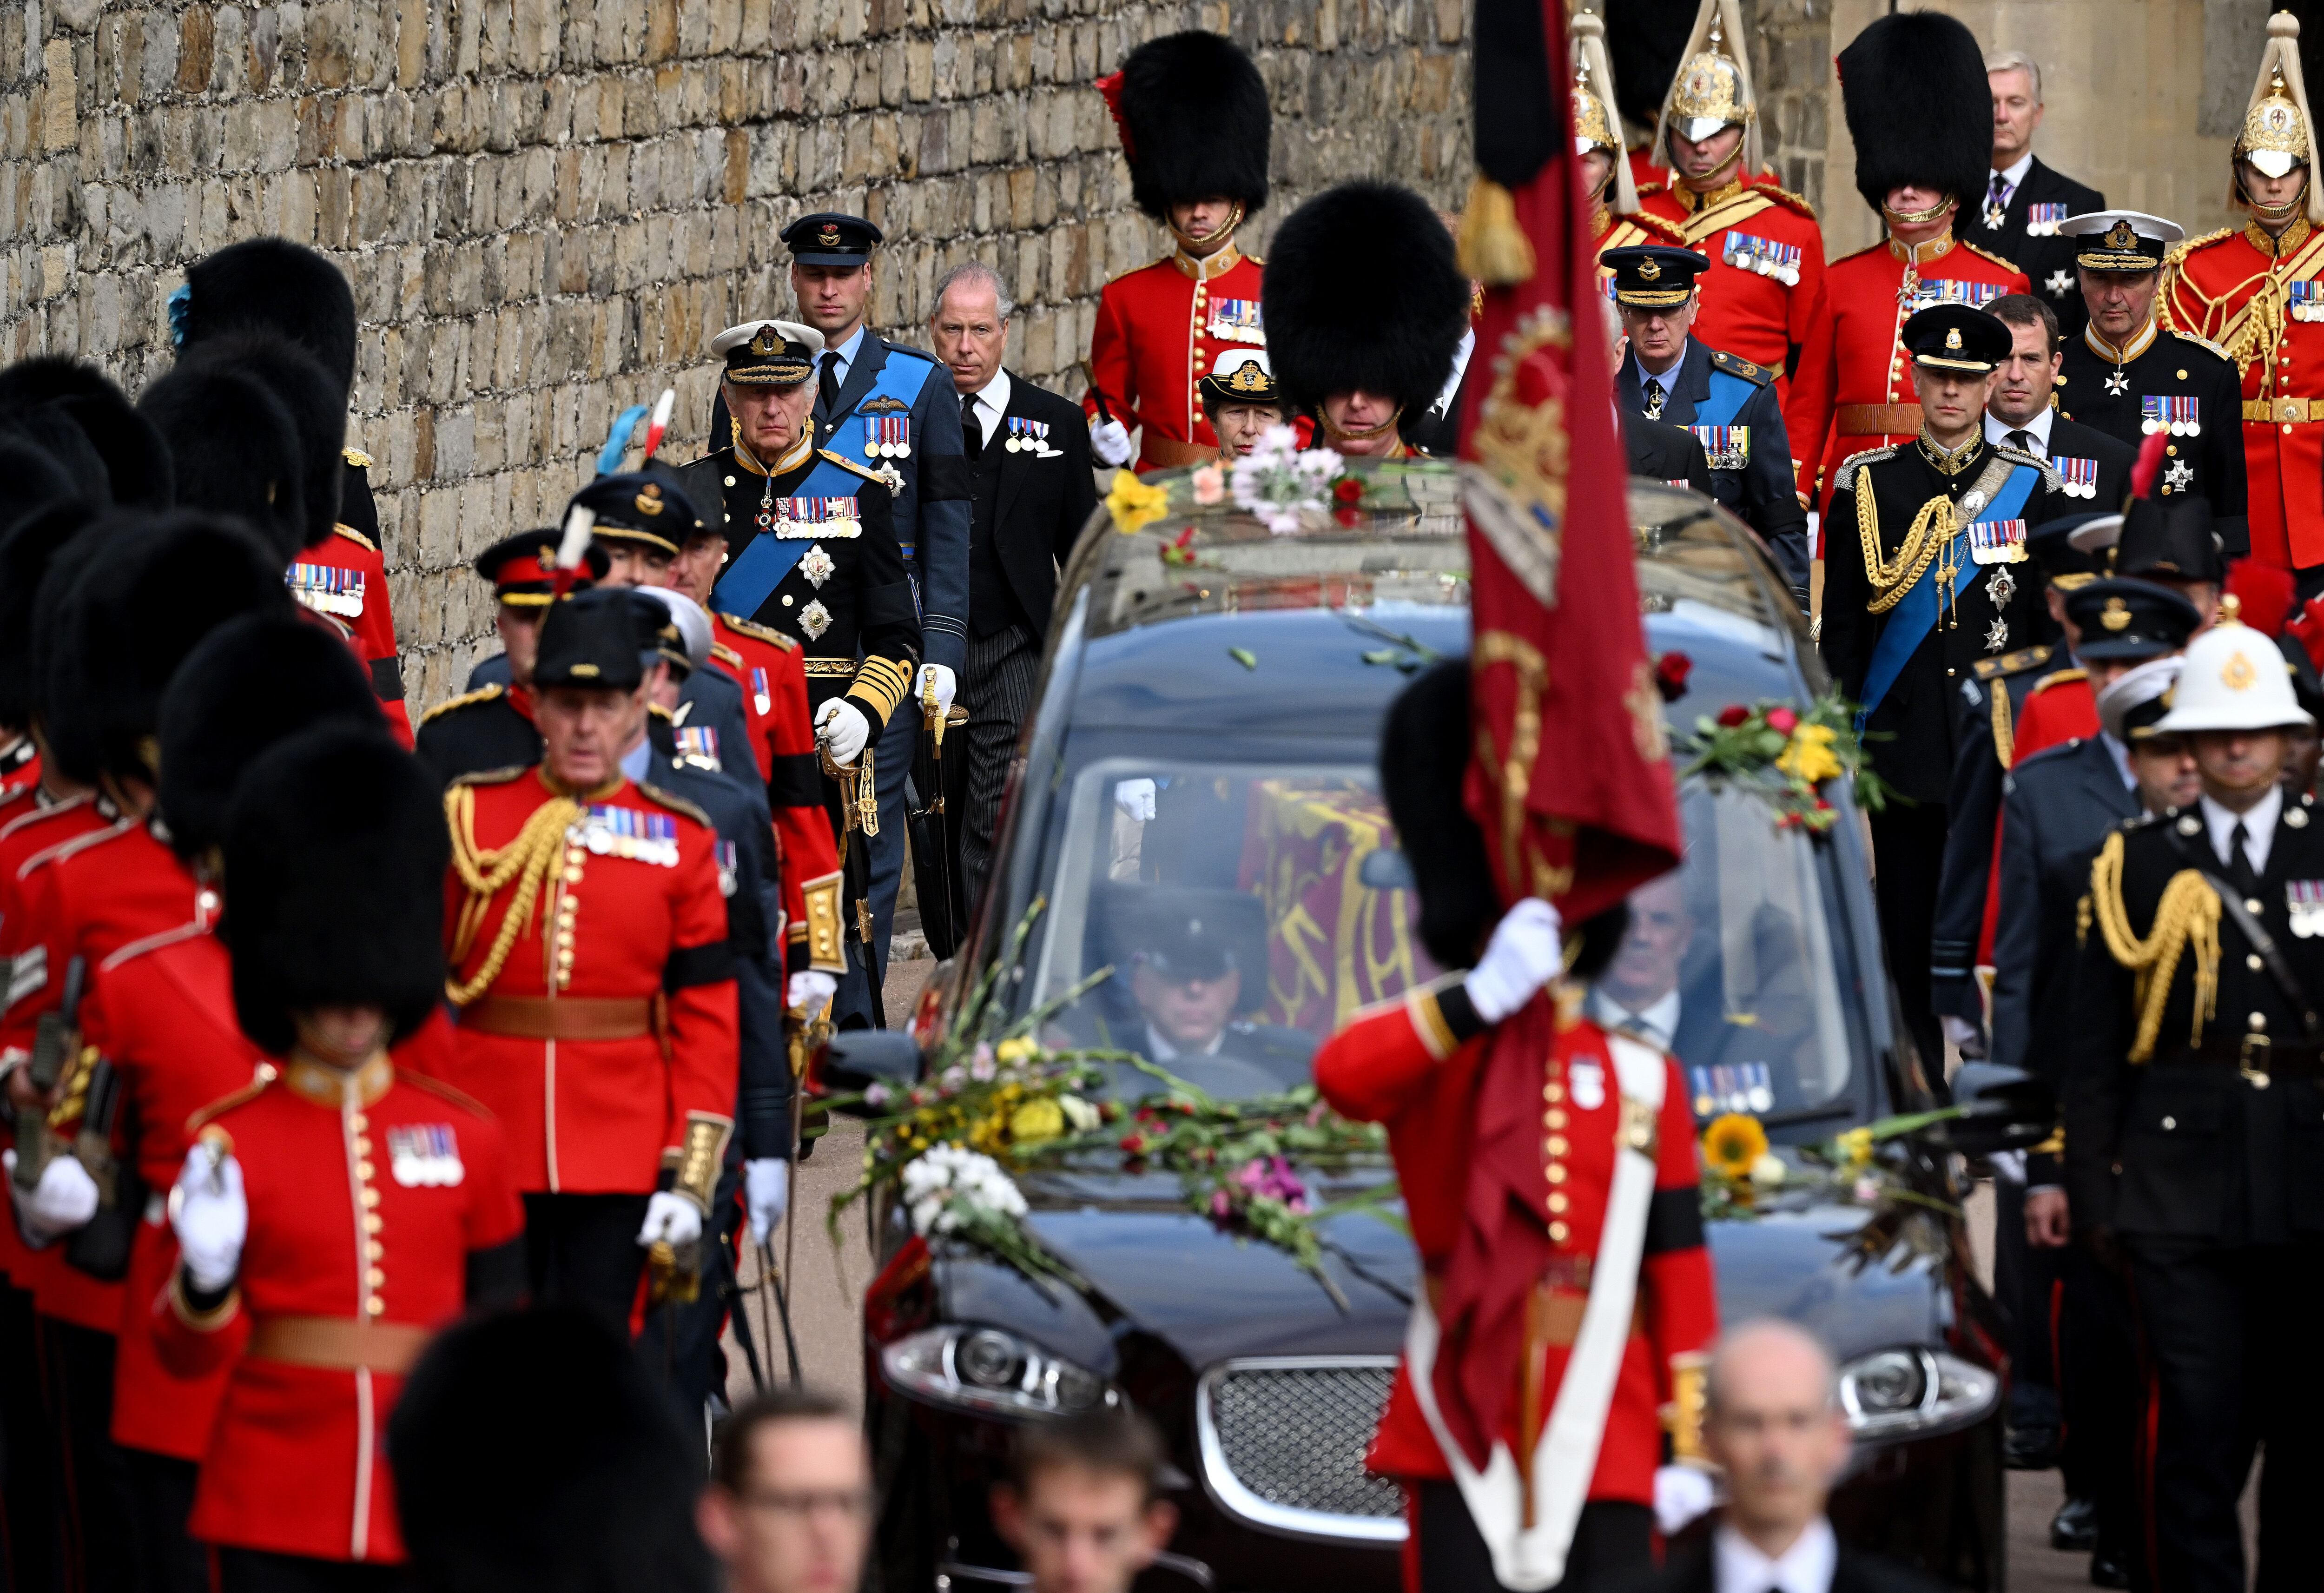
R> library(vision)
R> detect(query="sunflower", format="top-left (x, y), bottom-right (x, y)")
top-left (1702, 1112), bottom-right (1770, 1180)
top-left (1010, 1098), bottom-right (1066, 1146)
top-left (1105, 470), bottom-right (1171, 534)
top-left (1776, 722), bottom-right (1843, 786)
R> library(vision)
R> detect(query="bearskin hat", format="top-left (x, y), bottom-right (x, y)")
top-left (158, 614), bottom-right (382, 862)
top-left (42, 512), bottom-right (292, 785)
top-left (0, 488), bottom-right (94, 732)
top-left (1837, 12), bottom-right (1992, 215)
top-left (138, 362), bottom-right (309, 562)
top-left (1109, 32), bottom-right (1271, 221)
top-left (390, 1306), bottom-right (713, 1593)
top-left (1381, 660), bottom-right (1628, 978)
top-left (223, 724), bottom-right (448, 1054)
top-left (1263, 181), bottom-right (1470, 418)
top-left (1604, 0), bottom-right (1700, 133)
top-left (0, 360), bottom-right (175, 510)
top-left (178, 238), bottom-right (360, 397)
top-left (181, 333), bottom-right (347, 550)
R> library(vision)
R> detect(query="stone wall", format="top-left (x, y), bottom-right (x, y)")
top-left (0, 0), bottom-right (1472, 709)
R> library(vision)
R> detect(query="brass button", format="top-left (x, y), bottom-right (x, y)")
top-left (1546, 1163), bottom-right (1569, 1185)
top-left (1543, 1082), bottom-right (1564, 1104)
top-left (1548, 1221), bottom-right (1570, 1243)
top-left (365, 1298), bottom-right (386, 1317)
top-left (367, 1242), bottom-right (384, 1261)
top-left (1547, 1193), bottom-right (1569, 1214)
top-left (366, 1267), bottom-right (386, 1287)
top-left (364, 1213), bottom-right (383, 1234)
top-left (357, 1160), bottom-right (376, 1180)
top-left (353, 1137), bottom-right (372, 1156)
top-left (2251, 953), bottom-right (2267, 972)
top-left (1947, 668), bottom-right (1958, 678)
top-left (2250, 1011), bottom-right (2269, 1031)
top-left (2247, 898), bottom-right (2265, 915)
top-left (782, 595), bottom-right (794, 607)
top-left (564, 867), bottom-right (582, 883)
top-left (1545, 1109), bottom-right (1566, 1130)
top-left (2162, 1115), bottom-right (2177, 1130)
top-left (361, 1188), bottom-right (381, 1208)
top-left (349, 1113), bottom-right (368, 1133)
top-left (1546, 1135), bottom-right (1569, 1157)
top-left (724, 476), bottom-right (736, 487)
top-left (2177, 369), bottom-right (2188, 379)
top-left (2166, 445), bottom-right (2178, 456)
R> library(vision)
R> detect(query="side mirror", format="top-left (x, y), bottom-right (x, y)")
top-left (1941, 1062), bottom-right (2057, 1158)
top-left (820, 1030), bottom-right (925, 1111)
top-left (1359, 848), bottom-right (1415, 890)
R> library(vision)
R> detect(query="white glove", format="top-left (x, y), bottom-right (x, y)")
top-left (1653, 1464), bottom-right (1717, 1535)
top-left (637, 1190), bottom-right (703, 1249)
top-left (813, 698), bottom-right (871, 766)
top-left (787, 969), bottom-right (838, 1015)
top-left (1466, 897), bottom-right (1566, 1024)
top-left (169, 1144), bottom-right (248, 1292)
top-left (916, 664), bottom-right (957, 716)
top-left (1114, 778), bottom-right (1157, 823)
top-left (1939, 1014), bottom-right (1987, 1059)
top-left (1090, 417), bottom-right (1132, 468)
top-left (3, 1151), bottom-right (99, 1243)
top-left (745, 1159), bottom-right (790, 1247)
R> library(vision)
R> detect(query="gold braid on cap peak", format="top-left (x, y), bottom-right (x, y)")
top-left (444, 785), bottom-right (586, 1006)
top-left (2087, 830), bottom-right (2221, 1063)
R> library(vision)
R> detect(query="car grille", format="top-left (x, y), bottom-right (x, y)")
top-left (1195, 1357), bottom-right (1406, 1541)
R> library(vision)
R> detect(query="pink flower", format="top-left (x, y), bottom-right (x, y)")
top-left (1765, 707), bottom-right (1799, 734)
top-left (1191, 464), bottom-right (1226, 506)
top-left (1210, 1190), bottom-right (1233, 1219)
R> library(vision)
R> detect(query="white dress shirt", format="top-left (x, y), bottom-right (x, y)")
top-left (1589, 986), bottom-right (1683, 1051)
top-left (821, 324), bottom-right (869, 392)
top-left (963, 367), bottom-right (1012, 450)
top-left (1988, 151), bottom-right (2037, 211)
top-left (2201, 785), bottom-right (2283, 877)
top-left (1714, 1517), bottom-right (1837, 1593)
top-left (1145, 1022), bottom-right (1224, 1061)
top-left (1983, 405), bottom-right (2054, 458)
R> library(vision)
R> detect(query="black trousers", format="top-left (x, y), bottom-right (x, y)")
top-left (632, 1147), bottom-right (746, 1420)
top-left (960, 621), bottom-right (1041, 918)
top-left (124, 1450), bottom-right (205, 1593)
top-left (1415, 1484), bottom-right (1651, 1593)
top-left (520, 1193), bottom-right (650, 1334)
top-left (2, 1282), bottom-right (61, 1593)
top-left (1868, 802), bottom-right (1949, 1079)
top-left (213, 1548), bottom-right (401, 1593)
top-left (41, 1315), bottom-right (139, 1593)
top-left (2056, 1243), bottom-right (2141, 1580)
top-left (2125, 1238), bottom-right (2324, 1593)
top-left (1991, 1177), bottom-right (2062, 1437)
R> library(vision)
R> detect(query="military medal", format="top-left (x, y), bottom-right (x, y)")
top-left (799, 543), bottom-right (836, 587)
top-left (772, 498), bottom-right (861, 538)
top-left (1969, 517), bottom-right (2027, 565)
top-left (1206, 297), bottom-right (1266, 343)
top-left (1984, 199), bottom-right (2007, 231)
top-left (2288, 880), bottom-right (2324, 939)
top-left (1568, 1059), bottom-right (1607, 1110)
top-left (1688, 424), bottom-right (1750, 470)
top-left (675, 725), bottom-right (720, 769)
top-left (2291, 282), bottom-right (2324, 323)
top-left (2142, 396), bottom-right (2202, 436)
top-left (1004, 416), bottom-right (1052, 454)
top-left (1985, 565), bottom-right (2017, 607)
top-left (2165, 458), bottom-right (2196, 492)
top-left (386, 1124), bottom-right (465, 1188)
top-left (2105, 369), bottom-right (2129, 396)
top-left (2053, 456), bottom-right (2099, 498)
top-left (798, 598), bottom-right (833, 641)
top-left (749, 667), bottom-right (772, 717)
top-left (285, 562), bottom-right (365, 619)
top-left (1723, 233), bottom-right (1802, 286)
top-left (2024, 203), bottom-right (2071, 237)
top-left (576, 805), bottom-right (680, 867)
top-left (865, 415), bottom-right (912, 459)
top-left (1984, 615), bottom-right (2010, 652)
top-left (1690, 1063), bottom-right (1775, 1118)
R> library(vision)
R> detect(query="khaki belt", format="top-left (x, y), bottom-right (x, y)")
top-left (1423, 1274), bottom-right (1647, 1345)
top-left (247, 1316), bottom-right (432, 1375)
top-left (2243, 397), bottom-right (2324, 423)
top-left (458, 995), bottom-right (655, 1040)
top-left (1836, 404), bottom-right (1927, 436)
top-left (1140, 434), bottom-right (1219, 469)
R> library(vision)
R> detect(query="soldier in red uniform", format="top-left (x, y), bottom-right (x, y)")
top-left (1633, 0), bottom-right (1827, 454)
top-left (1315, 664), bottom-right (1717, 1593)
top-left (435, 587), bottom-right (739, 1329)
top-left (1573, 12), bottom-right (1688, 271)
top-left (1790, 12), bottom-right (2028, 544)
top-left (2160, 13), bottom-right (2324, 582)
top-left (157, 725), bottom-right (525, 1593)
top-left (1086, 32), bottom-right (1272, 472)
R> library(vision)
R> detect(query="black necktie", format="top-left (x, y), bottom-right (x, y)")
top-left (818, 350), bottom-right (843, 417)
top-left (2006, 427), bottom-right (2035, 456)
top-left (1643, 377), bottom-right (1666, 421)
top-left (2231, 819), bottom-right (2262, 895)
top-left (1991, 172), bottom-right (2009, 207)
top-left (961, 391), bottom-right (983, 458)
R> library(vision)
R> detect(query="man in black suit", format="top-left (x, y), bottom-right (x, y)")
top-left (1984, 52), bottom-right (2105, 338)
top-left (1984, 295), bottom-right (2134, 509)
top-left (928, 262), bottom-right (1100, 912)
top-left (1630, 1320), bottom-right (1948, 1593)
top-left (1623, 410), bottom-right (1713, 494)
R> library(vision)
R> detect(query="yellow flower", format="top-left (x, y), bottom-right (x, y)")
top-left (1010, 1098), bottom-right (1066, 1145)
top-left (1775, 722), bottom-right (1843, 786)
top-left (1835, 1126), bottom-right (1875, 1167)
top-left (996, 1037), bottom-right (1037, 1065)
top-left (1106, 469), bottom-right (1171, 534)
top-left (1702, 1112), bottom-right (1769, 1180)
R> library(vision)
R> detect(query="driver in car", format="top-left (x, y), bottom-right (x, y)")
top-left (1116, 892), bottom-right (1314, 1092)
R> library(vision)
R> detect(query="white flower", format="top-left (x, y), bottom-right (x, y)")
top-left (1059, 1095), bottom-right (1101, 1132)
top-left (1230, 424), bottom-right (1337, 535)
top-left (865, 1083), bottom-right (891, 1107)
top-left (1749, 1152), bottom-right (1787, 1189)
top-left (898, 1144), bottom-right (1028, 1235)
top-left (969, 1053), bottom-right (997, 1083)
top-left (941, 1064), bottom-right (967, 1090)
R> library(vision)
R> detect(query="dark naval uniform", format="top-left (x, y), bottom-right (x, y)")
top-left (2058, 321), bottom-right (2249, 555)
top-left (1615, 340), bottom-right (1809, 592)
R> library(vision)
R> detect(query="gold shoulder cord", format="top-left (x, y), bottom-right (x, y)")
top-left (443, 785), bottom-right (586, 1005)
top-left (2086, 830), bottom-right (2221, 1062)
top-left (1854, 463), bottom-right (1961, 617)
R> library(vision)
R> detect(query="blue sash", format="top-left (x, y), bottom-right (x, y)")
top-left (1857, 462), bottom-right (2040, 727)
top-left (710, 453), bottom-right (868, 621)
top-left (1697, 368), bottom-right (1754, 430)
top-left (824, 352), bottom-right (938, 563)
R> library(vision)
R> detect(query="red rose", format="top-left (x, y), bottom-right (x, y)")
top-left (1716, 704), bottom-right (1752, 728)
top-left (1653, 651), bottom-right (1693, 702)
top-left (1766, 707), bottom-right (1799, 734)
top-left (1119, 1134), bottom-right (1147, 1156)
top-left (1333, 505), bottom-right (1362, 528)
top-left (1332, 476), bottom-right (1364, 505)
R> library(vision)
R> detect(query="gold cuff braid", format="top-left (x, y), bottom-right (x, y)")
top-left (670, 1112), bottom-right (733, 1212)
top-left (1663, 1353), bottom-right (1711, 1465)
top-left (2087, 830), bottom-right (2221, 1063)
top-left (846, 655), bottom-right (913, 724)
top-left (799, 871), bottom-right (845, 972)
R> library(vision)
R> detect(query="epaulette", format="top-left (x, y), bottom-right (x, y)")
top-left (398, 1070), bottom-right (496, 1121)
top-left (635, 781), bottom-right (712, 830)
top-left (878, 339), bottom-right (940, 368)
top-left (332, 523), bottom-right (378, 553)
top-left (1992, 443), bottom-right (2061, 490)
top-left (1107, 257), bottom-right (1173, 287)
top-left (647, 701), bottom-right (673, 722)
top-left (720, 613), bottom-right (799, 651)
top-left (418, 684), bottom-right (504, 726)
top-left (1752, 182), bottom-right (1817, 221)
top-left (2163, 227), bottom-right (2235, 272)
top-left (1637, 180), bottom-right (1670, 199)
top-left (2031, 667), bottom-right (2088, 694)
top-left (1959, 238), bottom-right (2025, 274)
top-left (447, 764), bottom-right (530, 788)
top-left (342, 446), bottom-right (373, 469)
top-left (1624, 210), bottom-right (1690, 244)
top-left (816, 449), bottom-right (889, 488)
top-left (1709, 349), bottom-right (1774, 386)
top-left (1973, 644), bottom-right (2054, 681)
top-left (710, 641), bottom-right (743, 668)
top-left (1837, 443), bottom-right (1897, 472)
top-left (2166, 328), bottom-right (2235, 364)
top-left (185, 1064), bottom-right (278, 1134)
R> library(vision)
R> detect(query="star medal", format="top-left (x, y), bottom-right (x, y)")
top-left (799, 543), bottom-right (836, 588)
top-left (1985, 564), bottom-right (2017, 607)
top-left (1984, 615), bottom-right (2010, 653)
top-left (878, 463), bottom-right (905, 494)
top-left (2164, 457), bottom-right (2194, 491)
top-left (2046, 269), bottom-right (2073, 297)
top-left (2105, 370), bottom-right (2129, 396)
top-left (798, 599), bottom-right (833, 641)
top-left (1984, 200), bottom-right (2007, 231)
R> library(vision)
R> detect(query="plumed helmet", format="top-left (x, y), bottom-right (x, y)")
top-left (158, 613), bottom-right (384, 862)
top-left (1836, 11), bottom-right (1992, 216)
top-left (180, 333), bottom-right (348, 551)
top-left (222, 724), bottom-right (448, 1053)
top-left (390, 1306), bottom-right (714, 1593)
top-left (1261, 181), bottom-right (1470, 419)
top-left (1105, 32), bottom-right (1271, 223)
top-left (176, 238), bottom-right (360, 397)
top-left (138, 361), bottom-right (310, 562)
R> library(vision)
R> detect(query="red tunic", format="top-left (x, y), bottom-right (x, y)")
top-left (1790, 231), bottom-right (2030, 519)
top-left (436, 767), bottom-right (739, 1194)
top-left (1314, 981), bottom-right (1717, 1504)
top-left (290, 527), bottom-right (412, 748)
top-left (1637, 178), bottom-right (1829, 483)
top-left (708, 611), bottom-right (843, 972)
top-left (1085, 245), bottom-right (1268, 470)
top-left (75, 925), bottom-right (263, 1460)
top-left (2161, 219), bottom-right (2324, 569)
top-left (154, 1056), bottom-right (523, 1563)
top-left (0, 787), bottom-right (98, 1293)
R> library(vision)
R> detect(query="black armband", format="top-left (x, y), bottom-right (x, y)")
top-left (1644, 1184), bottom-right (1707, 1255)
top-left (664, 939), bottom-right (736, 991)
top-left (370, 656), bottom-right (405, 702)
top-left (766, 752), bottom-right (825, 808)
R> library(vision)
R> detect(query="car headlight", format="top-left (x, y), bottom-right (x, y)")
top-left (881, 1325), bottom-right (1120, 1418)
top-left (1836, 1348), bottom-right (1998, 1440)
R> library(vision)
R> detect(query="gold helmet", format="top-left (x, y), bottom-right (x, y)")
top-left (2234, 13), bottom-right (2323, 223)
top-left (1571, 65), bottom-right (1618, 159)
top-left (1655, 0), bottom-right (1763, 179)
top-left (1570, 10), bottom-right (1641, 217)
